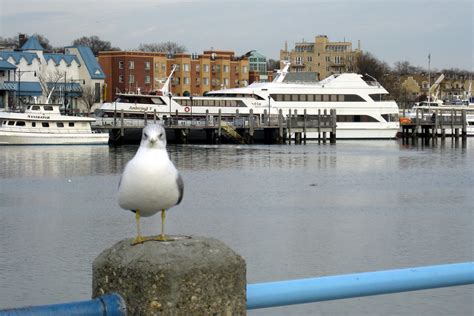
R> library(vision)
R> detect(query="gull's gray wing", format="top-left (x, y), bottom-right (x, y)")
top-left (176, 173), bottom-right (184, 205)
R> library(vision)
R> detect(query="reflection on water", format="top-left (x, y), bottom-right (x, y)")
top-left (0, 140), bottom-right (473, 315)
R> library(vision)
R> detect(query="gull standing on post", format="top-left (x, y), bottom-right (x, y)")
top-left (118, 123), bottom-right (183, 245)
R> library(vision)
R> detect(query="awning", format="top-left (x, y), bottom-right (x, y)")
top-left (0, 81), bottom-right (43, 96)
top-left (47, 82), bottom-right (83, 97)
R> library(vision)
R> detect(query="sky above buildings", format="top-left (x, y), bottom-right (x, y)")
top-left (0, 0), bottom-right (472, 71)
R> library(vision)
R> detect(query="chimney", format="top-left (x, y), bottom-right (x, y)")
top-left (284, 41), bottom-right (288, 52)
top-left (19, 34), bottom-right (27, 48)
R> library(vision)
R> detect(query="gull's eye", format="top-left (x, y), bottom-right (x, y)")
top-left (159, 133), bottom-right (163, 138)
top-left (144, 132), bottom-right (148, 139)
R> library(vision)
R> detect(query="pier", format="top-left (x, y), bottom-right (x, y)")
top-left (92, 108), bottom-right (337, 145)
top-left (399, 107), bottom-right (469, 144)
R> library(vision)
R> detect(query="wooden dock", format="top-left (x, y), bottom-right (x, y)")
top-left (399, 108), bottom-right (468, 144)
top-left (92, 108), bottom-right (337, 145)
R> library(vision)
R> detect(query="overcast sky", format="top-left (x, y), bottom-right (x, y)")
top-left (1, 0), bottom-right (472, 70)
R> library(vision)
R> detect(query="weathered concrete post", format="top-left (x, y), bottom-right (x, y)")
top-left (92, 237), bottom-right (246, 315)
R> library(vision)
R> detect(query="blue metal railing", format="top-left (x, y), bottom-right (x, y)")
top-left (0, 294), bottom-right (125, 316)
top-left (1, 262), bottom-right (472, 314)
top-left (247, 262), bottom-right (474, 310)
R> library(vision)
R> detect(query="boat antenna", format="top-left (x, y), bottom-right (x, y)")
top-left (160, 64), bottom-right (177, 96)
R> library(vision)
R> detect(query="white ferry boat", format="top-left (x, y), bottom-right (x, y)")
top-left (97, 64), bottom-right (400, 139)
top-left (0, 104), bottom-right (109, 145)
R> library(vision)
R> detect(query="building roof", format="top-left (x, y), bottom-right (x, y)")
top-left (44, 53), bottom-right (81, 66)
top-left (0, 57), bottom-right (17, 70)
top-left (0, 51), bottom-right (39, 65)
top-left (67, 46), bottom-right (105, 79)
top-left (20, 36), bottom-right (45, 51)
top-left (249, 51), bottom-right (267, 59)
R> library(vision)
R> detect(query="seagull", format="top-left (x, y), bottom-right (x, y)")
top-left (118, 123), bottom-right (183, 245)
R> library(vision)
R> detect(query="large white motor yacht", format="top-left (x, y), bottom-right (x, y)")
top-left (98, 64), bottom-right (400, 139)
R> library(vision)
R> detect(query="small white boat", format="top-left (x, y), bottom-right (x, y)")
top-left (0, 104), bottom-right (109, 145)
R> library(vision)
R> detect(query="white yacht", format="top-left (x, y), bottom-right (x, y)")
top-left (0, 104), bottom-right (109, 145)
top-left (97, 63), bottom-right (400, 139)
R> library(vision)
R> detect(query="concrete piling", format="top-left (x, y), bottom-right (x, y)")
top-left (92, 236), bottom-right (246, 315)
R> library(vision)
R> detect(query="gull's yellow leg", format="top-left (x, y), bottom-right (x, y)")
top-left (132, 210), bottom-right (146, 245)
top-left (156, 209), bottom-right (167, 241)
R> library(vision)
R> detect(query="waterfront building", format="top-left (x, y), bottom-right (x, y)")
top-left (98, 50), bottom-right (249, 101)
top-left (247, 51), bottom-right (273, 83)
top-left (280, 35), bottom-right (361, 79)
top-left (397, 72), bottom-right (474, 106)
top-left (0, 36), bottom-right (105, 112)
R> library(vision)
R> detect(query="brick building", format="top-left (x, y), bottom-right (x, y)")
top-left (99, 50), bottom-right (249, 102)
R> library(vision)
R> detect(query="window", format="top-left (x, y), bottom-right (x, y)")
top-left (57, 122), bottom-right (64, 127)
top-left (242, 66), bottom-right (248, 73)
top-left (295, 56), bottom-right (303, 65)
top-left (8, 121), bottom-right (14, 125)
top-left (69, 122), bottom-right (75, 127)
top-left (16, 121), bottom-right (26, 126)
top-left (195, 64), bottom-right (200, 72)
top-left (335, 56), bottom-right (342, 64)
top-left (42, 122), bottom-right (49, 127)
top-left (203, 64), bottom-right (209, 72)
top-left (325, 56), bottom-right (331, 62)
top-left (119, 61), bottom-right (124, 69)
top-left (44, 106), bottom-right (53, 111)
top-left (119, 75), bottom-right (124, 83)
top-left (183, 77), bottom-right (190, 85)
top-left (307, 56), bottom-right (313, 62)
top-left (162, 63), bottom-right (166, 71)
top-left (223, 65), bottom-right (229, 73)
top-left (223, 78), bottom-right (229, 86)
top-left (129, 75), bottom-right (135, 84)
top-left (32, 122), bottom-right (36, 127)
top-left (183, 64), bottom-right (189, 72)
top-left (145, 76), bottom-right (151, 84)
top-left (155, 62), bottom-right (160, 69)
top-left (128, 61), bottom-right (135, 69)
top-left (144, 62), bottom-right (151, 70)
top-left (203, 77), bottom-right (209, 85)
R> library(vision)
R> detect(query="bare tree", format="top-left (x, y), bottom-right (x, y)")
top-left (354, 52), bottom-right (390, 83)
top-left (0, 33), bottom-right (53, 50)
top-left (38, 69), bottom-right (66, 103)
top-left (72, 35), bottom-right (120, 56)
top-left (79, 85), bottom-right (100, 113)
top-left (137, 41), bottom-right (186, 55)
top-left (266, 59), bottom-right (281, 72)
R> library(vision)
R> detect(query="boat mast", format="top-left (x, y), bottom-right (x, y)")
top-left (428, 54), bottom-right (431, 108)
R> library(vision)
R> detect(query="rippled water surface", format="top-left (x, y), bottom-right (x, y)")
top-left (0, 139), bottom-right (473, 315)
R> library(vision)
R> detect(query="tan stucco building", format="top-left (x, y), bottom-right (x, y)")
top-left (280, 35), bottom-right (361, 79)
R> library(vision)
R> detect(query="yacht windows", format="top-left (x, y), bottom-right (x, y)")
top-left (337, 115), bottom-right (379, 123)
top-left (174, 99), bottom-right (246, 107)
top-left (8, 121), bottom-right (14, 126)
top-left (44, 106), bottom-right (54, 111)
top-left (15, 121), bottom-right (26, 126)
top-left (69, 122), bottom-right (75, 127)
top-left (270, 94), bottom-right (366, 102)
top-left (42, 122), bottom-right (50, 127)
top-left (32, 122), bottom-right (36, 127)
top-left (369, 93), bottom-right (394, 101)
top-left (32, 106), bottom-right (40, 111)
top-left (57, 122), bottom-right (64, 127)
top-left (381, 114), bottom-right (399, 122)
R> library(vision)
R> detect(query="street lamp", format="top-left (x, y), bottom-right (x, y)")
top-left (16, 70), bottom-right (36, 108)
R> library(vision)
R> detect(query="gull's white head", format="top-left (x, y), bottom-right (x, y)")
top-left (141, 123), bottom-right (167, 149)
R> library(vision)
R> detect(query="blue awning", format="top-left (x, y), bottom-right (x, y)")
top-left (47, 82), bottom-right (83, 97)
top-left (1, 81), bottom-right (43, 96)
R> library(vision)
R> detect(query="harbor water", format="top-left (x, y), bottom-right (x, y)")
top-left (0, 139), bottom-right (473, 315)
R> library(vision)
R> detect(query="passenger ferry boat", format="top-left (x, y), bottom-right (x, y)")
top-left (97, 63), bottom-right (400, 139)
top-left (0, 104), bottom-right (109, 145)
